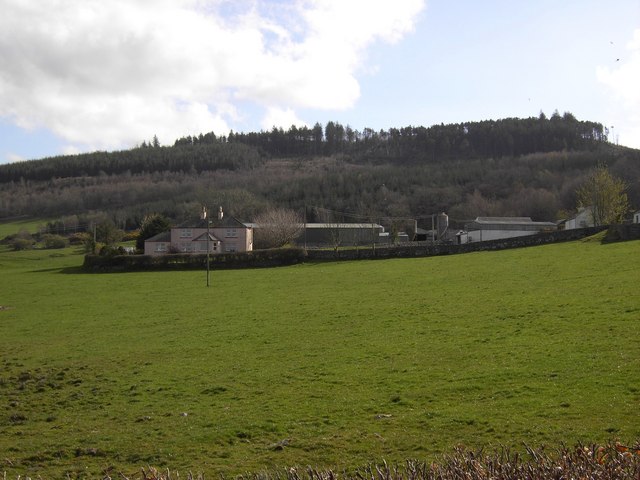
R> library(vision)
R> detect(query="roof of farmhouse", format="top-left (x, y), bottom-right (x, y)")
top-left (145, 231), bottom-right (171, 242)
top-left (178, 216), bottom-right (247, 229)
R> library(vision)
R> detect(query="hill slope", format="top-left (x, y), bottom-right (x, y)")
top-left (0, 114), bottom-right (638, 230)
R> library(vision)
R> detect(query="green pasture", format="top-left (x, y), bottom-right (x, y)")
top-left (0, 235), bottom-right (639, 478)
top-left (0, 218), bottom-right (49, 238)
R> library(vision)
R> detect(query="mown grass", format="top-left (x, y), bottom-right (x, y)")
top-left (0, 235), bottom-right (639, 478)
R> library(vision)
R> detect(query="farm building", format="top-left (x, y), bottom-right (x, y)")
top-left (297, 223), bottom-right (387, 247)
top-left (144, 208), bottom-right (253, 255)
top-left (564, 206), bottom-right (594, 230)
top-left (461, 217), bottom-right (557, 243)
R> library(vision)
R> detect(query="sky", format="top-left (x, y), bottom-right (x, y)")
top-left (0, 0), bottom-right (639, 164)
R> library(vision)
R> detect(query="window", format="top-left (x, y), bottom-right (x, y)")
top-left (225, 228), bottom-right (237, 238)
top-left (180, 229), bottom-right (192, 238)
top-left (155, 243), bottom-right (167, 252)
top-left (225, 243), bottom-right (237, 252)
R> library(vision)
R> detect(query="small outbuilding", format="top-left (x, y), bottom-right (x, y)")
top-left (564, 206), bottom-right (594, 230)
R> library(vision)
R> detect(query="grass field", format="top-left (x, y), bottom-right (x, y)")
top-left (0, 218), bottom-right (50, 239)
top-left (0, 233), bottom-right (639, 478)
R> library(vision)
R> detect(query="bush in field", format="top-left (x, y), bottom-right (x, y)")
top-left (9, 228), bottom-right (34, 250)
top-left (95, 220), bottom-right (124, 245)
top-left (42, 234), bottom-right (68, 249)
top-left (68, 232), bottom-right (90, 245)
top-left (11, 237), bottom-right (34, 251)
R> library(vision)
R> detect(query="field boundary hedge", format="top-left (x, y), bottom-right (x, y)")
top-left (83, 247), bottom-right (307, 272)
top-left (82, 225), bottom-right (634, 272)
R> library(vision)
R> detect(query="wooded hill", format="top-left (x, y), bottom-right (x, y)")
top-left (1, 112), bottom-right (638, 233)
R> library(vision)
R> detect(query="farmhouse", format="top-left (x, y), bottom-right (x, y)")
top-left (144, 208), bottom-right (253, 255)
top-left (461, 216), bottom-right (557, 243)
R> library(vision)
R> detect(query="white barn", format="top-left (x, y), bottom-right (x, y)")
top-left (565, 206), bottom-right (594, 230)
top-left (463, 217), bottom-right (557, 243)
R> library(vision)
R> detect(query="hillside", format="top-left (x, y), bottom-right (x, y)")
top-left (0, 113), bottom-right (638, 232)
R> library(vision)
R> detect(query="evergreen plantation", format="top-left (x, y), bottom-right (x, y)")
top-left (1, 113), bottom-right (638, 232)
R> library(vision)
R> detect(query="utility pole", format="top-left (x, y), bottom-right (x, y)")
top-left (206, 208), bottom-right (211, 287)
top-left (205, 218), bottom-right (210, 287)
top-left (431, 214), bottom-right (435, 245)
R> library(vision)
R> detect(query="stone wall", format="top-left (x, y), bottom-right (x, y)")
top-left (84, 225), bottom-right (628, 272)
top-left (305, 226), bottom-right (609, 261)
top-left (604, 223), bottom-right (640, 242)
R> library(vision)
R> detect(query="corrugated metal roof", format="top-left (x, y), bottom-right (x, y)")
top-left (475, 217), bottom-right (533, 224)
top-left (466, 217), bottom-right (557, 231)
top-left (247, 222), bottom-right (383, 230)
top-left (304, 223), bottom-right (383, 229)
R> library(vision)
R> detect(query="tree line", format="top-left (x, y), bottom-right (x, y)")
top-left (0, 141), bottom-right (263, 183)
top-left (1, 112), bottom-right (605, 184)
top-left (218, 112), bottom-right (605, 161)
top-left (0, 114), bottom-right (637, 235)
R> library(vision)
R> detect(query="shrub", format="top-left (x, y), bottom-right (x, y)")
top-left (99, 244), bottom-right (126, 256)
top-left (42, 234), bottom-right (68, 249)
top-left (122, 230), bottom-right (139, 242)
top-left (11, 238), bottom-right (34, 251)
top-left (126, 441), bottom-right (640, 480)
top-left (68, 232), bottom-right (90, 246)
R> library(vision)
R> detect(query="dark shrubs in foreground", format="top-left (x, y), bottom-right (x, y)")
top-left (114, 442), bottom-right (640, 480)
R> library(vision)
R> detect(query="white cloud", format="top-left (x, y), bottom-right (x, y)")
top-left (0, 0), bottom-right (424, 153)
top-left (5, 152), bottom-right (25, 163)
top-left (261, 106), bottom-right (308, 131)
top-left (597, 29), bottom-right (640, 148)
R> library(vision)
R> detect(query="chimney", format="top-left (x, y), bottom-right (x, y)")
top-left (218, 206), bottom-right (224, 220)
top-left (201, 206), bottom-right (207, 220)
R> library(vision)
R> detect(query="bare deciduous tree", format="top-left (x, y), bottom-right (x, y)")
top-left (253, 208), bottom-right (304, 249)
